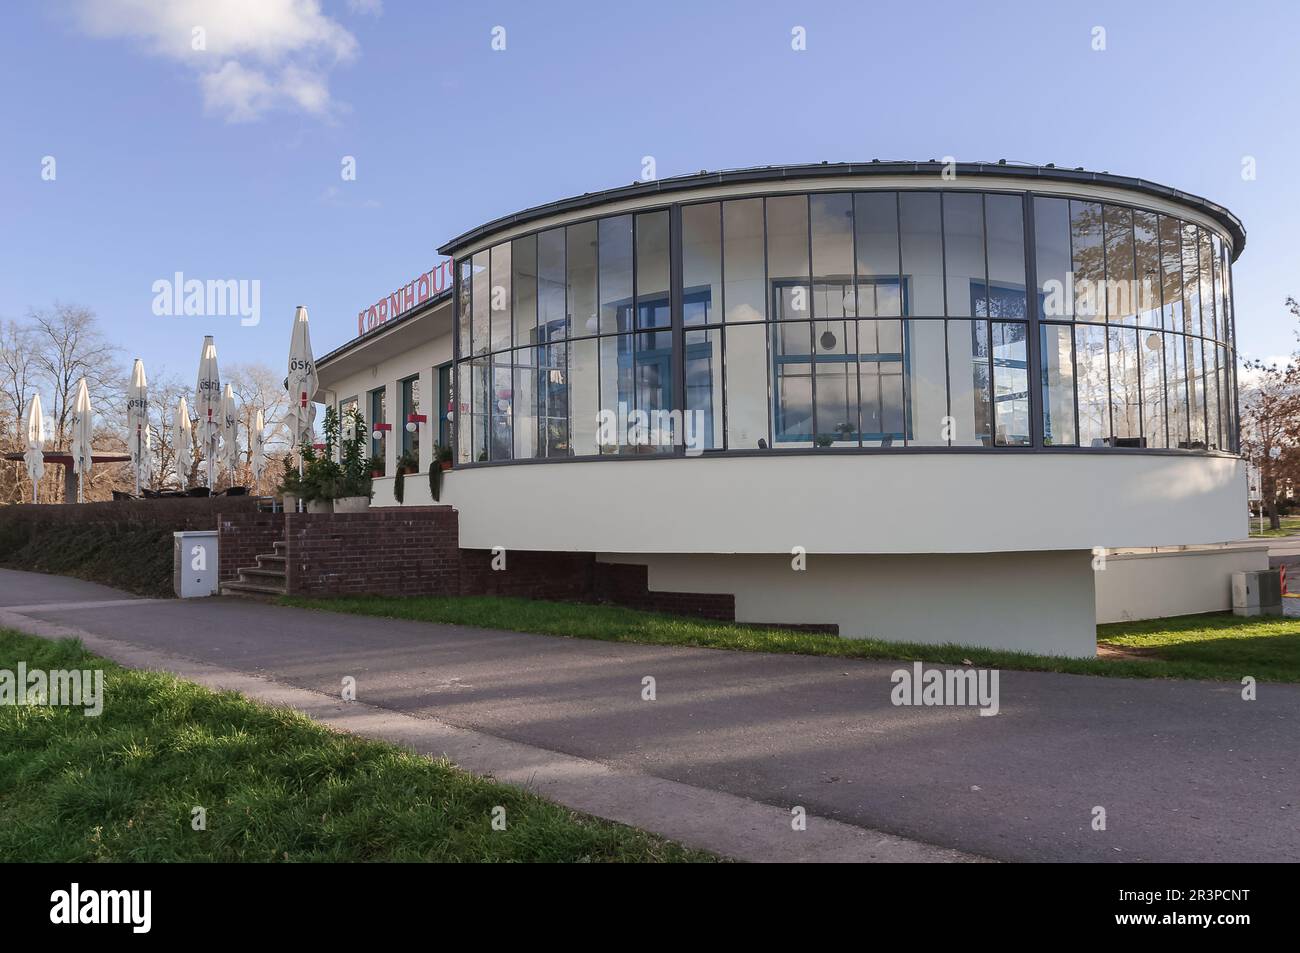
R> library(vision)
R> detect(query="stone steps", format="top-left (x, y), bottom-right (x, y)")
top-left (222, 540), bottom-right (287, 598)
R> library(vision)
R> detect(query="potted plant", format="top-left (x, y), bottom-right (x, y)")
top-left (393, 448), bottom-right (419, 504)
top-left (335, 406), bottom-right (374, 513)
top-left (301, 408), bottom-right (343, 513)
top-left (437, 444), bottom-right (452, 471)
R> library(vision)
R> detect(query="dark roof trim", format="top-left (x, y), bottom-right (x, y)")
top-left (315, 288), bottom-right (452, 370)
top-left (437, 161), bottom-right (1247, 260)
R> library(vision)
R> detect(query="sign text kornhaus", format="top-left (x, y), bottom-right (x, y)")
top-left (357, 259), bottom-right (454, 337)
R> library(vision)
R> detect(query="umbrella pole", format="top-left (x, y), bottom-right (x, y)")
top-left (134, 428), bottom-right (141, 497)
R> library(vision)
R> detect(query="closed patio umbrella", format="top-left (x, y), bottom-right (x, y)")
top-left (195, 336), bottom-right (221, 488)
top-left (251, 407), bottom-right (266, 487)
top-left (24, 394), bottom-right (45, 503)
top-left (174, 396), bottom-right (193, 489)
top-left (285, 306), bottom-right (317, 450)
top-left (69, 378), bottom-right (93, 503)
top-left (127, 358), bottom-right (150, 495)
top-left (220, 382), bottom-right (238, 484)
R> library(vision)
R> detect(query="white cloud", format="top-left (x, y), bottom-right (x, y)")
top-left (70, 0), bottom-right (361, 122)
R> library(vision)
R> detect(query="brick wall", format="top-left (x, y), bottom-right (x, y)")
top-left (213, 505), bottom-right (759, 625)
top-left (217, 511), bottom-right (285, 583)
top-left (283, 507), bottom-right (461, 598)
top-left (592, 562), bottom-right (735, 621)
top-left (2, 496), bottom-right (258, 531)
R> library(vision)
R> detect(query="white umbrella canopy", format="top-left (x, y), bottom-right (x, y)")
top-left (24, 393), bottom-right (45, 503)
top-left (251, 407), bottom-right (266, 484)
top-left (195, 335), bottom-right (221, 487)
top-left (220, 382), bottom-right (238, 479)
top-left (68, 377), bottom-right (93, 502)
top-left (174, 396), bottom-right (193, 489)
top-left (285, 306), bottom-right (318, 450)
top-left (127, 358), bottom-right (150, 494)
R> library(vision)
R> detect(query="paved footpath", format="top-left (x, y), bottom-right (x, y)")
top-left (1, 569), bottom-right (1297, 863)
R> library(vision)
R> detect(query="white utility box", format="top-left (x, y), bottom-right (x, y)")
top-left (174, 530), bottom-right (219, 598)
top-left (1231, 569), bottom-right (1282, 617)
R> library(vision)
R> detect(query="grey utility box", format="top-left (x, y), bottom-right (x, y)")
top-left (174, 530), bottom-right (219, 598)
top-left (1231, 569), bottom-right (1282, 617)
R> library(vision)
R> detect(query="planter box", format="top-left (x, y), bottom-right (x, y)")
top-left (334, 496), bottom-right (371, 514)
top-left (281, 493), bottom-right (300, 513)
top-left (306, 499), bottom-right (334, 514)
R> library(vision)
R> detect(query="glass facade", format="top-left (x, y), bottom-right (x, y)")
top-left (454, 187), bottom-right (1238, 464)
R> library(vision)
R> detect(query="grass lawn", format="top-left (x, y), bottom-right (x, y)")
top-left (1248, 515), bottom-right (1300, 538)
top-left (282, 594), bottom-right (1300, 684)
top-left (0, 630), bottom-right (712, 862)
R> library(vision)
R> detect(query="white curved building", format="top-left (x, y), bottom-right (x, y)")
top-left (315, 162), bottom-right (1255, 657)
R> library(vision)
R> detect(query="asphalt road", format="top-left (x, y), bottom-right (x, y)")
top-left (2, 568), bottom-right (1297, 862)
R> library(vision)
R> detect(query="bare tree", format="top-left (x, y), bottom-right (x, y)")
top-left (1240, 297), bottom-right (1300, 530)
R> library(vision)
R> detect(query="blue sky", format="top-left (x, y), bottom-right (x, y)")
top-left (2, 0), bottom-right (1297, 383)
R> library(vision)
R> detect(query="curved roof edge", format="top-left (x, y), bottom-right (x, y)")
top-left (437, 161), bottom-right (1246, 260)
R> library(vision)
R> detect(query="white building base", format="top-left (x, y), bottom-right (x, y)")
top-left (1095, 545), bottom-right (1271, 623)
top-left (600, 551), bottom-right (1098, 658)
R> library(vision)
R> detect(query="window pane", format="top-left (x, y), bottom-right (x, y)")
top-left (683, 203), bottom-right (721, 327)
top-left (773, 320), bottom-right (812, 446)
top-left (724, 322), bottom-right (769, 448)
top-left (900, 192), bottom-right (944, 316)
top-left (767, 195), bottom-right (810, 321)
top-left (513, 352), bottom-right (538, 459)
top-left (1181, 223), bottom-right (1201, 337)
top-left (685, 328), bottom-right (721, 451)
top-left (1199, 229), bottom-right (1216, 343)
top-left (811, 193), bottom-right (855, 320)
top-left (597, 215), bottom-right (633, 336)
top-left (568, 220), bottom-right (598, 337)
top-left (635, 330), bottom-right (673, 452)
top-left (854, 192), bottom-right (901, 317)
top-left (859, 319), bottom-right (904, 446)
top-left (1108, 327), bottom-right (1140, 442)
top-left (1040, 324), bottom-right (1076, 446)
top-left (636, 211), bottom-right (670, 330)
top-left (904, 319), bottom-right (947, 445)
top-left (538, 228), bottom-right (566, 341)
top-left (947, 319), bottom-right (991, 446)
top-left (1204, 340), bottom-right (1220, 451)
top-left (457, 260), bottom-right (472, 357)
top-left (1034, 197), bottom-right (1073, 320)
top-left (1210, 234), bottom-right (1225, 341)
top-left (512, 234), bottom-right (538, 348)
top-left (1075, 324), bottom-right (1109, 446)
top-left (540, 342), bottom-right (569, 456)
top-left (1186, 333), bottom-right (1206, 447)
top-left (1165, 333), bottom-right (1189, 448)
top-left (1133, 210), bottom-right (1161, 327)
top-left (723, 198), bottom-right (766, 323)
top-left (1158, 215), bottom-right (1183, 331)
top-left (368, 387), bottom-right (386, 474)
top-left (1140, 330), bottom-right (1166, 448)
top-left (814, 319), bottom-right (857, 445)
top-left (1103, 206), bottom-right (1135, 323)
top-left (600, 334), bottom-right (633, 453)
top-left (1070, 201), bottom-right (1104, 320)
top-left (985, 194), bottom-right (1026, 318)
top-left (569, 337), bottom-right (598, 455)
top-left (992, 322), bottom-right (1029, 446)
top-left (490, 359), bottom-right (512, 459)
top-left (471, 250), bottom-right (489, 354)
top-left (469, 361), bottom-right (488, 461)
top-left (490, 242), bottom-right (512, 351)
top-left (455, 363), bottom-right (470, 463)
top-left (942, 192), bottom-right (985, 318)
